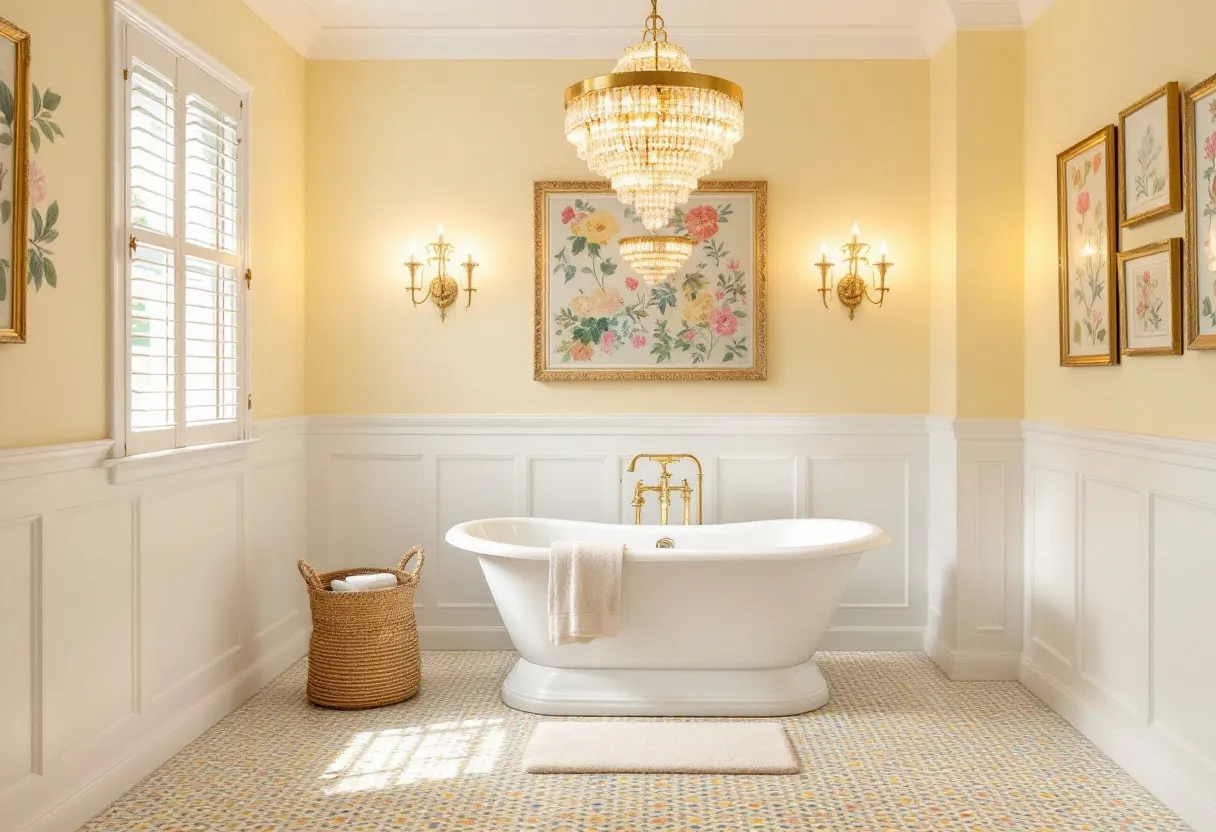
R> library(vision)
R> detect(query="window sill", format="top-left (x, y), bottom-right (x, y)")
top-left (104, 438), bottom-right (261, 484)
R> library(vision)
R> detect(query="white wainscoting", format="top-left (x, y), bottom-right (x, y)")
top-left (306, 415), bottom-right (931, 652)
top-left (0, 419), bottom-right (309, 832)
top-left (1021, 422), bottom-right (1216, 832)
top-left (925, 419), bottom-right (1025, 680)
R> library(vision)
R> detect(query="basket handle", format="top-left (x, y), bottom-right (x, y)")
top-left (398, 547), bottom-right (425, 586)
top-left (297, 560), bottom-right (325, 592)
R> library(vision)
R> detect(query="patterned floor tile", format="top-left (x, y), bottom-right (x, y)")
top-left (77, 652), bottom-right (1190, 831)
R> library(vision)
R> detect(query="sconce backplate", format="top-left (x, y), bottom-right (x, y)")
top-left (836, 274), bottom-right (867, 320)
top-left (431, 276), bottom-right (459, 320)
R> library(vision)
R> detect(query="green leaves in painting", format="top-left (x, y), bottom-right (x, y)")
top-left (1203, 295), bottom-right (1216, 326)
top-left (28, 85), bottom-right (64, 152)
top-left (28, 201), bottom-right (60, 289)
top-left (571, 316), bottom-right (611, 345)
top-left (647, 282), bottom-right (677, 315)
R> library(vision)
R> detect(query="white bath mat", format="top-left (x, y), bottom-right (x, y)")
top-left (521, 721), bottom-right (798, 774)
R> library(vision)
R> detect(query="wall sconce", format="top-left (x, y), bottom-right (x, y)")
top-left (405, 225), bottom-right (477, 321)
top-left (815, 223), bottom-right (894, 320)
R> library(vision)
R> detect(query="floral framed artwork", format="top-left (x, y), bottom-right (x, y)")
top-left (1118, 81), bottom-right (1182, 228)
top-left (1057, 126), bottom-right (1119, 366)
top-left (0, 16), bottom-right (29, 344)
top-left (1183, 71), bottom-right (1216, 350)
top-left (533, 180), bottom-right (767, 380)
top-left (1117, 238), bottom-right (1182, 356)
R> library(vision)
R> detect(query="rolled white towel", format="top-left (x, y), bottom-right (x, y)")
top-left (329, 578), bottom-right (357, 592)
top-left (344, 572), bottom-right (398, 590)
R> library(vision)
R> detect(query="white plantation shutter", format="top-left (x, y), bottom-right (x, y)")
top-left (122, 24), bottom-right (247, 455)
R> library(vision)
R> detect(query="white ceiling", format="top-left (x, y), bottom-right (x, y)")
top-left (242, 0), bottom-right (1056, 60)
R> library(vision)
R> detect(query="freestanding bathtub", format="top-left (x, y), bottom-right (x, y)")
top-left (444, 517), bottom-right (889, 717)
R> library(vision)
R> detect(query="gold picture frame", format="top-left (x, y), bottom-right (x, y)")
top-left (1057, 126), bottom-right (1119, 366)
top-left (1182, 71), bottom-right (1216, 350)
top-left (533, 180), bottom-right (768, 381)
top-left (1117, 238), bottom-right (1182, 357)
top-left (0, 16), bottom-right (29, 344)
top-left (1118, 81), bottom-right (1182, 228)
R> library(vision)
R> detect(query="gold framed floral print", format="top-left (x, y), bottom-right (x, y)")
top-left (1118, 81), bottom-right (1182, 228)
top-left (0, 16), bottom-right (29, 344)
top-left (1057, 126), bottom-right (1119, 367)
top-left (1117, 238), bottom-right (1182, 357)
top-left (533, 180), bottom-right (768, 381)
top-left (1182, 71), bottom-right (1216, 350)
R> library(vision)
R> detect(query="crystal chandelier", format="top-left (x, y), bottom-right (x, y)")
top-left (617, 234), bottom-right (694, 285)
top-left (563, 0), bottom-right (745, 234)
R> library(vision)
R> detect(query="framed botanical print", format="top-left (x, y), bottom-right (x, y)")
top-left (1118, 81), bottom-right (1182, 227)
top-left (1117, 238), bottom-right (1182, 356)
top-left (1183, 71), bottom-right (1216, 349)
top-left (1057, 126), bottom-right (1119, 366)
top-left (534, 180), bottom-right (767, 380)
top-left (0, 16), bottom-right (29, 344)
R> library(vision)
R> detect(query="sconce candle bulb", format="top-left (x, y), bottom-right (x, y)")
top-left (815, 224), bottom-right (894, 320)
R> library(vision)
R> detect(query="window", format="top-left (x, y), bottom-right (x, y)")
top-left (115, 10), bottom-right (249, 456)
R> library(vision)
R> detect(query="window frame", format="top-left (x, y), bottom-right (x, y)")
top-left (110, 0), bottom-right (253, 460)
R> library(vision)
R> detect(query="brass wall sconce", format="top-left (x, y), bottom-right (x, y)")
top-left (406, 225), bottom-right (477, 321)
top-left (815, 223), bottom-right (894, 320)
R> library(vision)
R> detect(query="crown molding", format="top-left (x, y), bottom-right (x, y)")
top-left (241, 0), bottom-right (322, 56)
top-left (242, 0), bottom-right (1057, 61)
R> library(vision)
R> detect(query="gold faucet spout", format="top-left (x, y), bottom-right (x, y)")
top-left (624, 454), bottom-right (704, 526)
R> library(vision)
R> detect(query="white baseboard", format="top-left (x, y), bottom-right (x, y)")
top-left (22, 628), bottom-right (309, 832)
top-left (418, 625), bottom-right (515, 650)
top-left (925, 632), bottom-right (1020, 680)
top-left (1020, 659), bottom-right (1216, 832)
top-left (820, 625), bottom-right (925, 651)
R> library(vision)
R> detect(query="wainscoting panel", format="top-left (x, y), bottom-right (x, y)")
top-left (0, 421), bottom-right (310, 832)
top-left (43, 499), bottom-right (135, 765)
top-left (307, 415), bottom-right (931, 653)
top-left (0, 516), bottom-right (38, 795)
top-left (808, 456), bottom-right (909, 609)
top-left (1021, 423), bottom-right (1216, 832)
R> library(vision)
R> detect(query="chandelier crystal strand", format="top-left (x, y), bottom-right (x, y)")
top-left (563, 0), bottom-right (744, 233)
top-left (618, 235), bottom-right (694, 285)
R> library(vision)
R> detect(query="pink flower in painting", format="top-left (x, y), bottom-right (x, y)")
top-left (571, 342), bottom-right (593, 361)
top-left (683, 205), bottom-right (720, 243)
top-left (1075, 190), bottom-right (1091, 217)
top-left (1204, 132), bottom-right (1216, 162)
top-left (561, 205), bottom-right (576, 224)
top-left (28, 160), bottom-right (47, 206)
top-left (726, 259), bottom-right (741, 272)
top-left (631, 333), bottom-right (647, 348)
top-left (681, 330), bottom-right (696, 342)
top-left (710, 307), bottom-right (740, 337)
top-left (1092, 153), bottom-right (1102, 174)
top-left (1091, 307), bottom-right (1103, 329)
top-left (625, 276), bottom-right (639, 291)
top-left (599, 331), bottom-right (617, 354)
top-left (714, 290), bottom-right (725, 301)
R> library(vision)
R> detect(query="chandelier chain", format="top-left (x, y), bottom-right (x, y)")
top-left (642, 0), bottom-right (667, 43)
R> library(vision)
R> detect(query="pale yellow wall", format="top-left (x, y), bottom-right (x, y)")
top-left (930, 32), bottom-right (1025, 421)
top-left (0, 0), bottom-right (306, 449)
top-left (929, 36), bottom-right (959, 417)
top-left (956, 32), bottom-right (1024, 419)
top-left (305, 60), bottom-right (931, 415)
top-left (1025, 0), bottom-right (1216, 440)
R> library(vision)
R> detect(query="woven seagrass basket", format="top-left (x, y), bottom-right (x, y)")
top-left (297, 547), bottom-right (424, 709)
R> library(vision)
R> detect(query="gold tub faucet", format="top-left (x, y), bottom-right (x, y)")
top-left (626, 454), bottom-right (703, 525)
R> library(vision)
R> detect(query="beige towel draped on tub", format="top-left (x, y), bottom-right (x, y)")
top-left (548, 541), bottom-right (625, 645)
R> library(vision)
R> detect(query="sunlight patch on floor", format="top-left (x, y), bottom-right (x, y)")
top-left (321, 718), bottom-right (506, 793)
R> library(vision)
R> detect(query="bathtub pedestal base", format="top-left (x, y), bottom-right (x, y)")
top-left (500, 657), bottom-right (830, 717)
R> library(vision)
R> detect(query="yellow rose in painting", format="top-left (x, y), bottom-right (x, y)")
top-left (572, 211), bottom-right (619, 245)
top-left (588, 287), bottom-right (623, 316)
top-left (682, 292), bottom-right (715, 325)
top-left (571, 294), bottom-right (593, 317)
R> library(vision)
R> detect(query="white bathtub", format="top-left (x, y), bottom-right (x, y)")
top-left (444, 517), bottom-right (889, 716)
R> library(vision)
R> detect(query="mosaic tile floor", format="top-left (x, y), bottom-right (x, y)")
top-left (80, 652), bottom-right (1191, 831)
